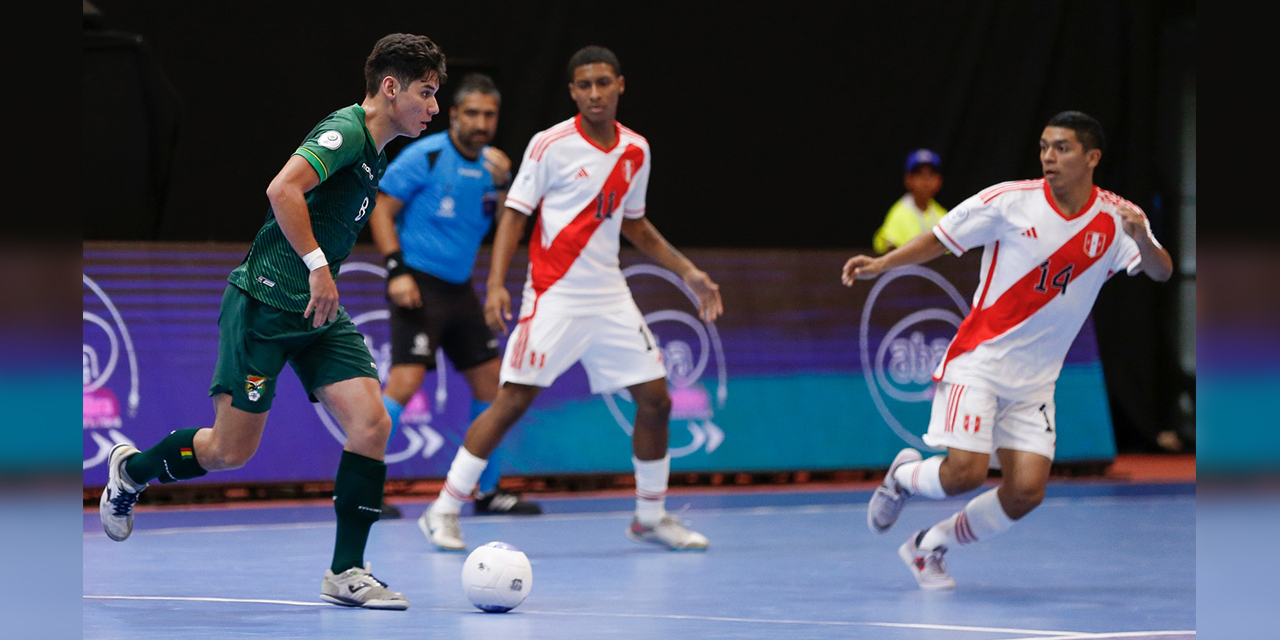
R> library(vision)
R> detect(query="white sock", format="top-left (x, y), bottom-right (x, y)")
top-left (633, 454), bottom-right (670, 526)
top-left (894, 455), bottom-right (947, 499)
top-left (919, 486), bottom-right (1015, 550)
top-left (434, 447), bottom-right (488, 515)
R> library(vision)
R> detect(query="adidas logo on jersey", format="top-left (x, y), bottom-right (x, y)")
top-left (1021, 227), bottom-right (1039, 238)
top-left (574, 167), bottom-right (589, 179)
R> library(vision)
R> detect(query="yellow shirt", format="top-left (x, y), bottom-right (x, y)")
top-left (872, 194), bottom-right (948, 253)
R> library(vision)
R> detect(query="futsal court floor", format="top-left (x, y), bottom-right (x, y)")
top-left (84, 462), bottom-right (1195, 640)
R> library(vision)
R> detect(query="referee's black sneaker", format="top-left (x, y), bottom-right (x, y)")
top-left (473, 489), bottom-right (543, 515)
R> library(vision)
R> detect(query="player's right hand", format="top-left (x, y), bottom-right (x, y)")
top-left (304, 267), bottom-right (340, 328)
top-left (484, 287), bottom-right (513, 336)
top-left (387, 273), bottom-right (422, 308)
top-left (841, 255), bottom-right (883, 286)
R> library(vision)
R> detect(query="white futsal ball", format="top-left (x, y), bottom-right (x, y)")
top-left (461, 541), bottom-right (533, 612)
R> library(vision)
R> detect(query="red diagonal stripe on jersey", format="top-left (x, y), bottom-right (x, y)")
top-left (529, 143), bottom-right (646, 298)
top-left (937, 213), bottom-right (1116, 377)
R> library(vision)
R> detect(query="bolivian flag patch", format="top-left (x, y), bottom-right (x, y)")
top-left (180, 448), bottom-right (194, 460)
top-left (245, 375), bottom-right (267, 402)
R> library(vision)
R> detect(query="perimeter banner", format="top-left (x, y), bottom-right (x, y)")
top-left (83, 242), bottom-right (1116, 486)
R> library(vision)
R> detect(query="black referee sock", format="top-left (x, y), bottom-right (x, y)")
top-left (123, 428), bottom-right (209, 485)
top-left (331, 450), bottom-right (387, 574)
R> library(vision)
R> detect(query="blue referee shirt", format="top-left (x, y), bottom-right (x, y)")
top-left (378, 131), bottom-right (501, 284)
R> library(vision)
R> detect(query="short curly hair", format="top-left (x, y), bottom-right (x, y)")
top-left (566, 45), bottom-right (620, 81)
top-left (364, 33), bottom-right (448, 96)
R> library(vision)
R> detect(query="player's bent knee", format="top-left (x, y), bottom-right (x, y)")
top-left (939, 458), bottom-right (988, 495)
top-left (205, 443), bottom-right (256, 471)
top-left (635, 393), bottom-right (671, 417)
top-left (1001, 484), bottom-right (1045, 517)
top-left (349, 415), bottom-right (394, 450)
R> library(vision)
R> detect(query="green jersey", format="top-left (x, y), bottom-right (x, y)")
top-left (228, 105), bottom-right (387, 313)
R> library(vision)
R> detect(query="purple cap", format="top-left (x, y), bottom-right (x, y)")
top-left (905, 148), bottom-right (942, 173)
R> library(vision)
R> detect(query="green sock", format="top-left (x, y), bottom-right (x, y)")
top-left (123, 428), bottom-right (208, 485)
top-left (331, 450), bottom-right (387, 574)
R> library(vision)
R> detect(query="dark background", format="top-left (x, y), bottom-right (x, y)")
top-left (82, 0), bottom-right (1196, 452)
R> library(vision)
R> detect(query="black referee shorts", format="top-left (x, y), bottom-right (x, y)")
top-left (388, 269), bottom-right (500, 372)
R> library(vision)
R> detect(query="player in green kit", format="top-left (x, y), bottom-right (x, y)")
top-left (97, 33), bottom-right (448, 610)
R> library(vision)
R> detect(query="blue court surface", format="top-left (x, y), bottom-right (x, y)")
top-left (84, 482), bottom-right (1195, 640)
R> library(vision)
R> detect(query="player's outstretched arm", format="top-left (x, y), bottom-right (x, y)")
top-left (621, 217), bottom-right (722, 322)
top-left (842, 231), bottom-right (947, 287)
top-left (265, 155), bottom-right (337, 328)
top-left (484, 207), bottom-right (528, 335)
top-left (1117, 204), bottom-right (1173, 282)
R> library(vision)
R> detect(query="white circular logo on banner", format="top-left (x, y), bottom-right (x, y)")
top-left (83, 274), bottom-right (140, 470)
top-left (860, 265), bottom-right (969, 450)
top-left (602, 264), bottom-right (728, 458)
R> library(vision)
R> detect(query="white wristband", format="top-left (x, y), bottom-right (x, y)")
top-left (301, 248), bottom-right (328, 271)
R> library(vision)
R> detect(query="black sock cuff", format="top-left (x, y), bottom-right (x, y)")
top-left (338, 450), bottom-right (387, 482)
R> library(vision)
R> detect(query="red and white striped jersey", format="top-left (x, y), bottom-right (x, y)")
top-left (504, 115), bottom-right (651, 314)
top-left (930, 179), bottom-right (1157, 399)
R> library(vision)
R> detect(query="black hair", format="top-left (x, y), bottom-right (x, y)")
top-left (452, 73), bottom-right (501, 107)
top-left (364, 33), bottom-right (448, 96)
top-left (566, 45), bottom-right (621, 81)
top-left (1046, 110), bottom-right (1106, 153)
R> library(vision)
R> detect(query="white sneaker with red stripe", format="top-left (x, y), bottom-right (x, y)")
top-left (867, 448), bottom-right (922, 534)
top-left (627, 514), bottom-right (709, 551)
top-left (899, 530), bottom-right (956, 590)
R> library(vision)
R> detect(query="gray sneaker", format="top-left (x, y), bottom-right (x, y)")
top-left (867, 448), bottom-right (922, 534)
top-left (627, 514), bottom-right (709, 551)
top-left (320, 564), bottom-right (409, 610)
top-left (898, 530), bottom-right (956, 590)
top-left (418, 504), bottom-right (466, 552)
top-left (99, 443), bottom-right (146, 541)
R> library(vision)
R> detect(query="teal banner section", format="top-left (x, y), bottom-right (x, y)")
top-left (498, 365), bottom-right (1116, 476)
top-left (1197, 372), bottom-right (1280, 473)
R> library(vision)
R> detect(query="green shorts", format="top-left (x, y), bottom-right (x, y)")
top-left (209, 284), bottom-right (379, 413)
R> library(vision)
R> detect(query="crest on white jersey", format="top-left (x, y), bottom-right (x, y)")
top-left (318, 131), bottom-right (343, 150)
top-left (1083, 231), bottom-right (1107, 258)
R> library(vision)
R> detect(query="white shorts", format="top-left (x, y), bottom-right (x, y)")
top-left (921, 382), bottom-right (1057, 461)
top-left (499, 300), bottom-right (666, 394)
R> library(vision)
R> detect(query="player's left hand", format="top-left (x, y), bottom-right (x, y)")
top-left (304, 267), bottom-right (340, 328)
top-left (683, 269), bottom-right (723, 323)
top-left (1117, 203), bottom-right (1151, 242)
top-left (483, 147), bottom-right (513, 189)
